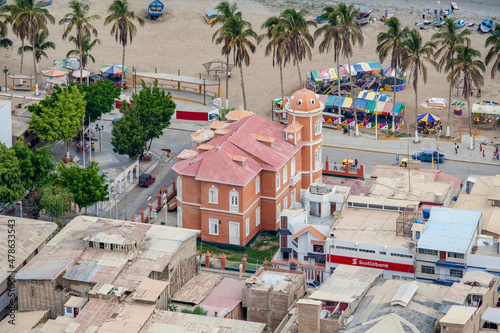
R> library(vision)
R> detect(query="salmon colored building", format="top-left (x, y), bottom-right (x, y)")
top-left (172, 89), bottom-right (325, 247)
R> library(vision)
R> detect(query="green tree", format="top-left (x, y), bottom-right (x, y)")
top-left (315, 6), bottom-right (342, 116)
top-left (29, 85), bottom-right (86, 159)
top-left (104, 0), bottom-right (144, 85)
top-left (485, 23), bottom-right (500, 79)
top-left (112, 80), bottom-right (176, 157)
top-left (12, 139), bottom-right (54, 190)
top-left (0, 143), bottom-right (24, 209)
top-left (10, 0), bottom-right (54, 89)
top-left (66, 34), bottom-right (101, 71)
top-left (18, 31), bottom-right (55, 71)
top-left (60, 0), bottom-right (100, 83)
top-left (211, 1), bottom-right (239, 108)
top-left (0, 11), bottom-right (13, 49)
top-left (275, 8), bottom-right (316, 87)
top-left (23, 187), bottom-right (43, 219)
top-left (181, 306), bottom-right (207, 316)
top-left (57, 161), bottom-right (109, 214)
top-left (400, 29), bottom-right (437, 142)
top-left (74, 80), bottom-right (121, 125)
top-left (447, 42), bottom-right (485, 150)
top-left (432, 18), bottom-right (470, 138)
top-left (215, 14), bottom-right (257, 110)
top-left (40, 185), bottom-right (73, 220)
top-left (376, 17), bottom-right (409, 132)
top-left (336, 3), bottom-right (363, 136)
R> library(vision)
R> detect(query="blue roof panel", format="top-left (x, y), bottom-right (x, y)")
top-left (417, 208), bottom-right (481, 254)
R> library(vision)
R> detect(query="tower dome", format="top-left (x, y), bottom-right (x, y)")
top-left (288, 88), bottom-right (322, 112)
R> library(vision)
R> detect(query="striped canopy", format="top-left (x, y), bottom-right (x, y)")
top-left (41, 67), bottom-right (69, 77)
top-left (99, 64), bottom-right (128, 75)
top-left (418, 112), bottom-right (441, 123)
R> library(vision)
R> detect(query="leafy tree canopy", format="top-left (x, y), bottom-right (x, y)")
top-left (29, 85), bottom-right (86, 157)
top-left (40, 185), bottom-right (74, 219)
top-left (73, 80), bottom-right (121, 124)
top-left (111, 80), bottom-right (176, 157)
top-left (24, 187), bottom-right (43, 219)
top-left (57, 161), bottom-right (109, 212)
top-left (12, 139), bottom-right (54, 190)
top-left (0, 143), bottom-right (24, 205)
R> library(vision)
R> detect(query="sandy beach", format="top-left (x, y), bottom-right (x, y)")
top-left (1, 0), bottom-right (499, 139)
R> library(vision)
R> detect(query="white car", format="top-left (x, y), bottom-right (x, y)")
top-left (306, 279), bottom-right (321, 288)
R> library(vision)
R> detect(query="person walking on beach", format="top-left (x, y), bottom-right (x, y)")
top-left (482, 150), bottom-right (486, 159)
top-left (422, 10), bottom-right (425, 19)
top-left (480, 144), bottom-right (482, 152)
top-left (455, 143), bottom-right (459, 154)
top-left (427, 9), bottom-right (430, 18)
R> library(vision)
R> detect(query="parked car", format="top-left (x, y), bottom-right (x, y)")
top-left (138, 173), bottom-right (155, 187)
top-left (306, 279), bottom-right (321, 289)
top-left (412, 150), bottom-right (445, 163)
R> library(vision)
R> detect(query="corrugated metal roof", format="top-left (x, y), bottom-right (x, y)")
top-left (417, 208), bottom-right (481, 253)
top-left (390, 283), bottom-right (418, 307)
top-left (172, 273), bottom-right (223, 304)
top-left (199, 278), bottom-right (245, 317)
top-left (16, 258), bottom-right (75, 280)
top-left (64, 260), bottom-right (100, 282)
top-left (482, 307), bottom-right (500, 325)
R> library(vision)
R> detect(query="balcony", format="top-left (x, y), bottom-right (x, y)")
top-left (279, 229), bottom-right (292, 236)
top-left (289, 172), bottom-right (302, 187)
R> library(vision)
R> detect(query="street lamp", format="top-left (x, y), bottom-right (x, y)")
top-left (3, 66), bottom-right (7, 92)
top-left (95, 124), bottom-right (104, 151)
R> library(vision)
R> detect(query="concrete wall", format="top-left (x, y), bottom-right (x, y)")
top-left (17, 278), bottom-right (70, 318)
top-left (0, 100), bottom-right (12, 147)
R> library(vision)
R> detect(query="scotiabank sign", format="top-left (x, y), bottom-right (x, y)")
top-left (327, 254), bottom-right (414, 273)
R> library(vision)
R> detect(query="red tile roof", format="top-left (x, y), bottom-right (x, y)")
top-left (291, 226), bottom-right (327, 242)
top-left (173, 115), bottom-right (302, 185)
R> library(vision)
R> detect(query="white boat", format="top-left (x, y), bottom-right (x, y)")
top-left (355, 7), bottom-right (372, 26)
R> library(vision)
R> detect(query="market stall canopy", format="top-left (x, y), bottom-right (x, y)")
top-left (41, 67), bottom-right (69, 77)
top-left (421, 98), bottom-right (446, 108)
top-left (100, 64), bottom-right (128, 75)
top-left (310, 61), bottom-right (383, 83)
top-left (72, 70), bottom-right (89, 78)
top-left (472, 103), bottom-right (500, 115)
top-left (357, 90), bottom-right (392, 102)
top-left (383, 66), bottom-right (405, 78)
top-left (418, 112), bottom-right (441, 123)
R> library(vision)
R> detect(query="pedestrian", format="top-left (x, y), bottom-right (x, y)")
top-left (497, 153), bottom-right (499, 161)
top-left (434, 9), bottom-right (438, 16)
top-left (455, 143), bottom-right (459, 154)
top-left (471, 87), bottom-right (474, 96)
top-left (482, 150), bottom-right (485, 159)
top-left (480, 144), bottom-right (482, 152)
top-left (427, 9), bottom-right (430, 18)
top-left (91, 143), bottom-right (95, 153)
top-left (478, 87), bottom-right (481, 97)
top-left (333, 162), bottom-right (337, 171)
top-left (355, 159), bottom-right (358, 168)
top-left (422, 10), bottom-right (425, 19)
top-left (85, 143), bottom-right (89, 154)
top-left (385, 9), bottom-right (388, 17)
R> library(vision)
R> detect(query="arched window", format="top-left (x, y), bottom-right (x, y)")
top-left (230, 189), bottom-right (239, 212)
top-left (208, 186), bottom-right (218, 204)
top-left (276, 172), bottom-right (281, 191)
top-left (283, 166), bottom-right (288, 184)
top-left (315, 118), bottom-right (322, 135)
top-left (291, 158), bottom-right (296, 177)
top-left (315, 147), bottom-right (321, 170)
top-left (177, 176), bottom-right (182, 201)
top-left (177, 206), bottom-right (182, 228)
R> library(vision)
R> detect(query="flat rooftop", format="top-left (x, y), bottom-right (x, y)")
top-left (199, 278), bottom-right (245, 317)
top-left (332, 207), bottom-right (408, 247)
top-left (246, 267), bottom-right (304, 293)
top-left (417, 208), bottom-right (481, 254)
top-left (440, 305), bottom-right (476, 325)
top-left (172, 273), bottom-right (223, 305)
top-left (310, 265), bottom-right (381, 303)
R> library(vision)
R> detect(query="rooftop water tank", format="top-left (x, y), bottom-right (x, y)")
top-left (423, 208), bottom-right (431, 220)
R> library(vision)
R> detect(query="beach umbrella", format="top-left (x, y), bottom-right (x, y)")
top-left (41, 67), bottom-right (69, 77)
top-left (417, 112), bottom-right (441, 123)
top-left (99, 64), bottom-right (128, 75)
top-left (72, 70), bottom-right (89, 78)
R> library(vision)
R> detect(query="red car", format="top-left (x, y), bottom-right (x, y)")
top-left (138, 173), bottom-right (155, 187)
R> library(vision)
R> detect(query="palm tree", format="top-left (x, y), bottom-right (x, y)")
top-left (377, 17), bottom-right (409, 132)
top-left (12, 0), bottom-right (54, 91)
top-left (211, 1), bottom-right (239, 109)
top-left (260, 16), bottom-right (286, 112)
top-left (336, 3), bottom-right (363, 135)
top-left (18, 31), bottom-right (55, 71)
top-left (1, 1), bottom-right (28, 73)
top-left (447, 42), bottom-right (484, 150)
top-left (315, 6), bottom-right (342, 115)
top-left (276, 8), bottom-right (316, 87)
top-left (60, 0), bottom-right (100, 83)
top-left (0, 11), bottom-right (13, 49)
top-left (432, 18), bottom-right (470, 138)
top-left (215, 14), bottom-right (257, 110)
top-left (485, 23), bottom-right (500, 79)
top-left (66, 35), bottom-right (101, 72)
top-left (400, 29), bottom-right (436, 142)
top-left (104, 0), bottom-right (144, 86)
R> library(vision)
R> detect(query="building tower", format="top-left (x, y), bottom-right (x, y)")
top-left (284, 89), bottom-right (325, 188)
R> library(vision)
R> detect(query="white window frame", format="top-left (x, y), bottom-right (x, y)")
top-left (177, 176), bottom-right (182, 201)
top-left (208, 186), bottom-right (218, 204)
top-left (315, 148), bottom-right (321, 170)
top-left (291, 158), bottom-right (296, 177)
top-left (315, 118), bottom-right (322, 135)
top-left (276, 204), bottom-right (281, 223)
top-left (283, 166), bottom-right (288, 184)
top-left (209, 218), bottom-right (219, 235)
top-left (284, 197), bottom-right (288, 209)
top-left (245, 218), bottom-right (250, 236)
top-left (276, 172), bottom-right (281, 190)
top-left (230, 189), bottom-right (239, 212)
top-left (177, 206), bottom-right (182, 228)
top-left (255, 176), bottom-right (260, 194)
top-left (256, 207), bottom-right (260, 226)
top-left (291, 189), bottom-right (296, 204)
